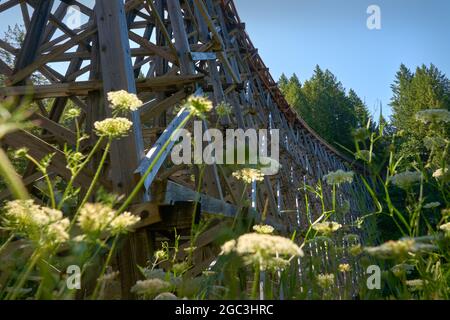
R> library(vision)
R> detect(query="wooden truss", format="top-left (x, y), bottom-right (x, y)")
top-left (0, 0), bottom-right (372, 298)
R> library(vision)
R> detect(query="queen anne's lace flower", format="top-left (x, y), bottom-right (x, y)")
top-left (317, 274), bottom-right (335, 289)
top-left (423, 202), bottom-right (441, 209)
top-left (389, 171), bottom-right (422, 189)
top-left (94, 118), bottom-right (133, 138)
top-left (220, 233), bottom-right (303, 271)
top-left (110, 212), bottom-right (140, 235)
top-left (323, 170), bottom-right (354, 186)
top-left (131, 279), bottom-right (172, 299)
top-left (77, 203), bottom-right (116, 235)
top-left (216, 102), bottom-right (233, 117)
top-left (186, 96), bottom-right (213, 117)
top-left (433, 168), bottom-right (450, 181)
top-left (439, 222), bottom-right (450, 234)
top-left (338, 263), bottom-right (351, 273)
top-left (253, 225), bottom-right (274, 234)
top-left (65, 108), bottom-right (81, 119)
top-left (416, 109), bottom-right (450, 124)
top-left (107, 90), bottom-right (143, 112)
top-left (312, 221), bottom-right (342, 234)
top-left (1, 200), bottom-right (69, 247)
top-left (232, 168), bottom-right (265, 184)
top-left (365, 239), bottom-right (435, 259)
top-left (405, 279), bottom-right (426, 291)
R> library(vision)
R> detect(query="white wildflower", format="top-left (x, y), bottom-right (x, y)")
top-left (433, 168), bottom-right (450, 181)
top-left (389, 171), bottom-right (422, 189)
top-left (94, 117), bottom-right (133, 138)
top-left (109, 212), bottom-right (140, 235)
top-left (232, 168), bottom-right (265, 184)
top-left (216, 102), bottom-right (233, 117)
top-left (312, 221), bottom-right (342, 234)
top-left (77, 203), bottom-right (116, 235)
top-left (131, 279), bottom-right (171, 299)
top-left (338, 263), bottom-right (351, 273)
top-left (323, 170), bottom-right (354, 186)
top-left (252, 225), bottom-right (274, 234)
top-left (423, 202), bottom-right (441, 209)
top-left (65, 108), bottom-right (81, 119)
top-left (154, 292), bottom-right (178, 300)
top-left (365, 239), bottom-right (435, 259)
top-left (107, 90), bottom-right (143, 112)
top-left (220, 233), bottom-right (303, 271)
top-left (439, 222), bottom-right (450, 234)
top-left (186, 95), bottom-right (213, 117)
top-left (416, 109), bottom-right (450, 124)
top-left (1, 200), bottom-right (69, 247)
top-left (405, 279), bottom-right (426, 291)
top-left (317, 274), bottom-right (335, 289)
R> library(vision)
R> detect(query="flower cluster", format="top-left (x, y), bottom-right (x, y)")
top-left (131, 279), bottom-right (172, 299)
top-left (365, 239), bottom-right (435, 259)
top-left (220, 233), bottom-right (303, 271)
top-left (2, 200), bottom-right (69, 247)
top-left (216, 102), bottom-right (233, 117)
top-left (338, 263), bottom-right (351, 273)
top-left (405, 279), bottom-right (426, 292)
top-left (186, 96), bottom-right (213, 118)
top-left (389, 171), bottom-right (422, 189)
top-left (94, 118), bottom-right (133, 139)
top-left (316, 273), bottom-right (335, 289)
top-left (433, 168), bottom-right (450, 182)
top-left (252, 225), bottom-right (274, 234)
top-left (439, 222), bottom-right (450, 235)
top-left (312, 221), bottom-right (342, 234)
top-left (423, 202), bottom-right (441, 209)
top-left (416, 109), bottom-right (450, 124)
top-left (107, 90), bottom-right (143, 113)
top-left (65, 108), bottom-right (81, 120)
top-left (77, 203), bottom-right (140, 237)
top-left (323, 170), bottom-right (354, 186)
top-left (232, 168), bottom-right (265, 184)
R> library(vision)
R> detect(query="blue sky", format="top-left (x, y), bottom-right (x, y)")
top-left (1, 1), bottom-right (449, 119)
top-left (234, 0), bottom-right (450, 118)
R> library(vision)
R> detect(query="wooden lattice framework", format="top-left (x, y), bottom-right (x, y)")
top-left (0, 0), bottom-right (373, 298)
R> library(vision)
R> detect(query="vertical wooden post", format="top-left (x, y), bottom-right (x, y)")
top-left (95, 0), bottom-right (148, 299)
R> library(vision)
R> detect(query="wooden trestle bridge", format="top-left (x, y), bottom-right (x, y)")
top-left (0, 0), bottom-right (372, 298)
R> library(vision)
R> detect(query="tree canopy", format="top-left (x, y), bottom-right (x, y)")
top-left (279, 66), bottom-right (372, 152)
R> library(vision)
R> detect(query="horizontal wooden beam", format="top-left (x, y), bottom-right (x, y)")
top-left (0, 74), bottom-right (204, 99)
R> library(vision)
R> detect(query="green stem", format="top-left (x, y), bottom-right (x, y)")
top-left (58, 136), bottom-right (105, 210)
top-left (91, 235), bottom-right (119, 300)
top-left (7, 249), bottom-right (41, 300)
top-left (25, 155), bottom-right (56, 208)
top-left (0, 233), bottom-right (14, 256)
top-left (0, 148), bottom-right (29, 200)
top-left (117, 113), bottom-right (193, 214)
top-left (251, 264), bottom-right (260, 300)
top-left (69, 140), bottom-right (112, 231)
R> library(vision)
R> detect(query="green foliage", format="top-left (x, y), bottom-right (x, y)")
top-left (390, 63), bottom-right (450, 164)
top-left (279, 66), bottom-right (372, 152)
